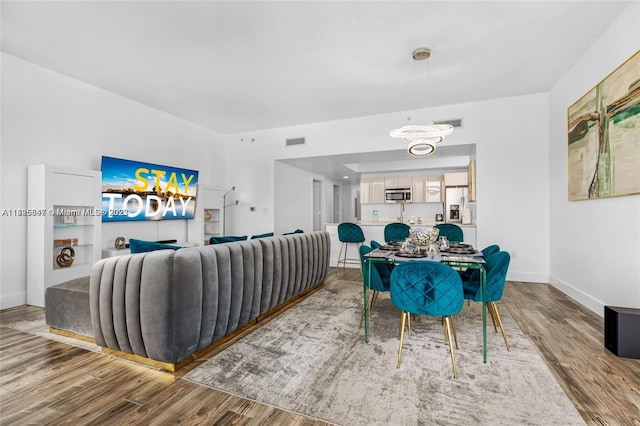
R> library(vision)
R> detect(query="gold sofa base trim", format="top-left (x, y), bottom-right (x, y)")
top-left (51, 282), bottom-right (324, 373)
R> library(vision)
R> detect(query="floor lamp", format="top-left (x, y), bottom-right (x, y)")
top-left (223, 186), bottom-right (238, 236)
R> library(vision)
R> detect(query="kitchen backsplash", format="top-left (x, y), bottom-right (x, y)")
top-left (360, 203), bottom-right (444, 224)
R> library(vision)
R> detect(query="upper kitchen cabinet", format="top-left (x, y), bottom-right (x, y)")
top-left (412, 175), bottom-right (443, 203)
top-left (360, 178), bottom-right (385, 204)
top-left (444, 172), bottom-right (468, 187)
top-left (385, 176), bottom-right (413, 188)
top-left (468, 160), bottom-right (476, 202)
top-left (360, 179), bottom-right (371, 204)
top-left (412, 176), bottom-right (427, 203)
top-left (371, 178), bottom-right (385, 203)
top-left (426, 176), bottom-right (443, 203)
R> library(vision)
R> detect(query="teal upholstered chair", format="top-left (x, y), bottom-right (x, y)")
top-left (459, 244), bottom-right (500, 280)
top-left (384, 222), bottom-right (411, 243)
top-left (461, 251), bottom-right (511, 351)
top-left (370, 240), bottom-right (382, 249)
top-left (434, 223), bottom-right (463, 244)
top-left (390, 261), bottom-right (464, 377)
top-left (359, 245), bottom-right (391, 328)
top-left (480, 244), bottom-right (501, 258)
top-left (336, 222), bottom-right (365, 270)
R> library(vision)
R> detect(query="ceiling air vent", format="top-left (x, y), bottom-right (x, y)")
top-left (286, 137), bottom-right (306, 146)
top-left (433, 118), bottom-right (463, 128)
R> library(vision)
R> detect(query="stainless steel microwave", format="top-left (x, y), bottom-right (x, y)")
top-left (385, 187), bottom-right (412, 203)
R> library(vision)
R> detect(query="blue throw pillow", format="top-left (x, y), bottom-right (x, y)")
top-left (251, 232), bottom-right (274, 239)
top-left (129, 239), bottom-right (181, 254)
top-left (209, 236), bottom-right (248, 244)
top-left (283, 229), bottom-right (304, 235)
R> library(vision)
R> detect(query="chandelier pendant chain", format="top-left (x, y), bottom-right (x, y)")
top-left (390, 47), bottom-right (454, 156)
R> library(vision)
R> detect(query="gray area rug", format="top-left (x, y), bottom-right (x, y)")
top-left (184, 280), bottom-right (585, 426)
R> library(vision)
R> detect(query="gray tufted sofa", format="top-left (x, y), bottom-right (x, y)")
top-left (88, 230), bottom-right (330, 368)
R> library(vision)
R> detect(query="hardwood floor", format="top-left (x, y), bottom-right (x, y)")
top-left (2, 268), bottom-right (639, 425)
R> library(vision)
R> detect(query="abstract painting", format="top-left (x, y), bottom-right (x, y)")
top-left (567, 50), bottom-right (640, 201)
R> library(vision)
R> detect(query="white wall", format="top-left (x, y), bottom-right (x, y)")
top-left (225, 93), bottom-right (551, 284)
top-left (274, 162), bottom-right (313, 235)
top-left (0, 54), bottom-right (226, 308)
top-left (548, 2), bottom-right (640, 314)
top-left (273, 161), bottom-right (343, 235)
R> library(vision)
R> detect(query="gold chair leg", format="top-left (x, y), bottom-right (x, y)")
top-left (444, 316), bottom-right (458, 378)
top-left (490, 302), bottom-right (511, 351)
top-left (370, 291), bottom-right (379, 309)
top-left (488, 302), bottom-right (498, 333)
top-left (336, 243), bottom-right (345, 268)
top-left (343, 243), bottom-right (349, 271)
top-left (397, 311), bottom-right (407, 368)
top-left (450, 315), bottom-right (459, 349)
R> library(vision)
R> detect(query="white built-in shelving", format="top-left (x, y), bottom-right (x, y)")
top-left (188, 184), bottom-right (224, 246)
top-left (27, 164), bottom-right (102, 307)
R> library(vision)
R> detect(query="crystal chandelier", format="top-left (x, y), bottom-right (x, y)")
top-left (390, 48), bottom-right (454, 156)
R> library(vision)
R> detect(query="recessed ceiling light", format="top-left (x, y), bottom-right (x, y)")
top-left (343, 176), bottom-right (349, 179)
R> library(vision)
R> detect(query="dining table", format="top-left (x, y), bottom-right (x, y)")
top-left (363, 246), bottom-right (489, 363)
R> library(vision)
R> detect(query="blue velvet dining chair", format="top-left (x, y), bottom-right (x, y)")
top-left (461, 251), bottom-right (511, 351)
top-left (336, 222), bottom-right (365, 270)
top-left (359, 245), bottom-right (391, 328)
top-left (434, 223), bottom-right (464, 244)
top-left (390, 261), bottom-right (464, 378)
top-left (459, 244), bottom-right (500, 280)
top-left (384, 222), bottom-right (411, 243)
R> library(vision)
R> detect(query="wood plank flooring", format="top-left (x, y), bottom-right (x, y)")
top-left (2, 268), bottom-right (639, 425)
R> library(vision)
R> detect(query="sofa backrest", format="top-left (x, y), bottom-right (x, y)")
top-left (90, 230), bottom-right (330, 364)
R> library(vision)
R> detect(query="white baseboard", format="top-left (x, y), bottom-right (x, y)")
top-left (507, 271), bottom-right (549, 284)
top-left (1, 291), bottom-right (27, 310)
top-left (549, 274), bottom-right (604, 317)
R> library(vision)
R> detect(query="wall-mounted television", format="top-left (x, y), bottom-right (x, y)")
top-left (101, 156), bottom-right (199, 222)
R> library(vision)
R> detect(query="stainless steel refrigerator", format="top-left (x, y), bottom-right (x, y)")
top-left (444, 186), bottom-right (468, 223)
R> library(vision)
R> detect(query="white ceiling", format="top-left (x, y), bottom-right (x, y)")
top-left (1, 1), bottom-right (629, 179)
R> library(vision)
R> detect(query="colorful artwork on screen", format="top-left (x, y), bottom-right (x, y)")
top-left (101, 156), bottom-right (199, 222)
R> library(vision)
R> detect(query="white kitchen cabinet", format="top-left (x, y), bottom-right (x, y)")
top-left (371, 178), bottom-right (385, 204)
top-left (188, 184), bottom-right (224, 245)
top-left (397, 176), bottom-right (413, 187)
top-left (444, 172), bottom-right (468, 187)
top-left (360, 179), bottom-right (371, 204)
top-left (411, 175), bottom-right (442, 203)
top-left (384, 176), bottom-right (398, 189)
top-left (27, 164), bottom-right (102, 307)
top-left (412, 176), bottom-right (427, 203)
top-left (385, 175), bottom-right (412, 189)
top-left (360, 178), bottom-right (385, 204)
top-left (426, 176), bottom-right (443, 202)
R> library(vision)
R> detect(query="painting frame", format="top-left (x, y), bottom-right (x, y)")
top-left (567, 50), bottom-right (640, 201)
